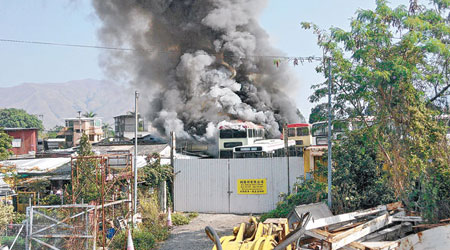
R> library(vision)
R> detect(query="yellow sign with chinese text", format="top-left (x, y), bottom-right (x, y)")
top-left (237, 179), bottom-right (267, 194)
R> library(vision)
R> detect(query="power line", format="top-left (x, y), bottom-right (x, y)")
top-left (0, 38), bottom-right (137, 52)
top-left (0, 38), bottom-right (323, 62)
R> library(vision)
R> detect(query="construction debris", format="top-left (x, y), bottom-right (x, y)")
top-left (206, 202), bottom-right (450, 250)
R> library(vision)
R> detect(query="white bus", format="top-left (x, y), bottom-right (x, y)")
top-left (218, 120), bottom-right (264, 158)
top-left (233, 139), bottom-right (298, 158)
top-left (311, 117), bottom-right (375, 145)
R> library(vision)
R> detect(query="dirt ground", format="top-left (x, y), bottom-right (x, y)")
top-left (157, 213), bottom-right (250, 250)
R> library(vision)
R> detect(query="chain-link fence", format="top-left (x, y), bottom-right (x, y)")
top-left (1, 223), bottom-right (26, 250)
top-left (26, 204), bottom-right (93, 250)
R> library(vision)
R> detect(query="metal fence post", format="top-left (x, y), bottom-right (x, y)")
top-left (327, 59), bottom-right (333, 209)
top-left (25, 207), bottom-right (29, 250)
top-left (29, 205), bottom-right (33, 250)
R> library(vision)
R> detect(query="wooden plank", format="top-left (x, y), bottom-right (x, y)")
top-left (359, 224), bottom-right (403, 242)
top-left (304, 202), bottom-right (402, 231)
top-left (306, 213), bottom-right (394, 250)
top-left (327, 213), bottom-right (393, 250)
top-left (392, 216), bottom-right (422, 222)
top-left (305, 204), bottom-right (390, 230)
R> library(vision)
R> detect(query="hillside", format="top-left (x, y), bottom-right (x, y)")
top-left (0, 79), bottom-right (134, 129)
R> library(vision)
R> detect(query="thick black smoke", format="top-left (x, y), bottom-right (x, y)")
top-left (93, 0), bottom-right (302, 140)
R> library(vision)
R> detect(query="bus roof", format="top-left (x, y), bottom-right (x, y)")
top-left (233, 139), bottom-right (295, 152)
top-left (287, 123), bottom-right (310, 128)
top-left (218, 120), bottom-right (264, 130)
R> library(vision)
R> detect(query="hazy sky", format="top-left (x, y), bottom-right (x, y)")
top-left (0, 0), bottom-right (408, 119)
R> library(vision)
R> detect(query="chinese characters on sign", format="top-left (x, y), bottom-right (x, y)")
top-left (237, 179), bottom-right (267, 194)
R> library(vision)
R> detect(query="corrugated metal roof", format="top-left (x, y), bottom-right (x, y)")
top-left (0, 158), bottom-right (71, 174)
top-left (92, 144), bottom-right (170, 157)
top-left (3, 127), bottom-right (39, 131)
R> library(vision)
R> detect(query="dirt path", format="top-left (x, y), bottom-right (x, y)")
top-left (157, 213), bottom-right (250, 250)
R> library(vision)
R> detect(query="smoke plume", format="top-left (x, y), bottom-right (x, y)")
top-left (93, 0), bottom-right (302, 140)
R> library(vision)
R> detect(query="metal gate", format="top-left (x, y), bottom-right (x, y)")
top-left (174, 157), bottom-right (304, 214)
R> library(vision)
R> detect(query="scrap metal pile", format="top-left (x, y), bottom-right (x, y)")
top-left (206, 202), bottom-right (450, 250)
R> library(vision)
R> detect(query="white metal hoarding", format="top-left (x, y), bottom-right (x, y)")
top-left (174, 157), bottom-right (303, 214)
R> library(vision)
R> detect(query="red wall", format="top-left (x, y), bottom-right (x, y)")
top-left (6, 129), bottom-right (38, 156)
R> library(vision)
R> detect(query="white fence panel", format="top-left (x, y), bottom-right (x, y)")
top-left (174, 159), bottom-right (229, 213)
top-left (174, 157), bottom-right (304, 214)
top-left (229, 157), bottom-right (303, 213)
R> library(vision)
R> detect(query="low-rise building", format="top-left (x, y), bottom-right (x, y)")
top-left (61, 118), bottom-right (103, 147)
top-left (114, 113), bottom-right (151, 140)
top-left (4, 128), bottom-right (39, 158)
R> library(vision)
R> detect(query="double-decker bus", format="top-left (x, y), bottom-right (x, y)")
top-left (218, 120), bottom-right (265, 158)
top-left (233, 139), bottom-right (296, 158)
top-left (285, 123), bottom-right (313, 149)
top-left (311, 120), bottom-right (349, 146)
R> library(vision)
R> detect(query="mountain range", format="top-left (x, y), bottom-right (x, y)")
top-left (0, 79), bottom-right (135, 129)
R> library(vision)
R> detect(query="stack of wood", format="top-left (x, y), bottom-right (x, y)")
top-left (290, 202), bottom-right (450, 250)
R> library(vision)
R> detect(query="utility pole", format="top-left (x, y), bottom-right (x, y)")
top-left (283, 124), bottom-right (290, 195)
top-left (78, 111), bottom-right (82, 147)
top-left (169, 131), bottom-right (175, 211)
top-left (327, 59), bottom-right (333, 209)
top-left (134, 91), bottom-right (139, 220)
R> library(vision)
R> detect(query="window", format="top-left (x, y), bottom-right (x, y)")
top-left (295, 140), bottom-right (304, 145)
top-left (89, 135), bottom-right (95, 141)
top-left (296, 127), bottom-right (309, 136)
top-left (12, 139), bottom-right (21, 148)
top-left (288, 128), bottom-right (295, 137)
top-left (333, 121), bottom-right (348, 132)
top-left (220, 130), bottom-right (233, 138)
top-left (316, 137), bottom-right (328, 145)
top-left (312, 124), bottom-right (327, 136)
top-left (219, 129), bottom-right (247, 139)
top-left (248, 129), bottom-right (253, 138)
top-left (224, 142), bottom-right (243, 148)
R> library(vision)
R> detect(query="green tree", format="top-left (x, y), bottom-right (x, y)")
top-left (0, 129), bottom-right (12, 160)
top-left (68, 133), bottom-right (100, 203)
top-left (102, 123), bottom-right (114, 138)
top-left (309, 103), bottom-right (328, 124)
top-left (45, 125), bottom-right (64, 139)
top-left (0, 108), bottom-right (44, 130)
top-left (330, 130), bottom-right (396, 213)
top-left (140, 153), bottom-right (173, 188)
top-left (83, 111), bottom-right (97, 118)
top-left (78, 133), bottom-right (93, 157)
top-left (303, 0), bottom-right (450, 221)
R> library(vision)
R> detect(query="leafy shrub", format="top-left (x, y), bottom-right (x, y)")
top-left (139, 192), bottom-right (170, 241)
top-left (187, 212), bottom-right (199, 219)
top-left (1, 235), bottom-right (25, 249)
top-left (40, 194), bottom-right (62, 205)
top-left (0, 203), bottom-right (15, 232)
top-left (13, 213), bottom-right (26, 224)
top-left (146, 223), bottom-right (170, 241)
top-left (109, 226), bottom-right (155, 250)
top-left (330, 130), bottom-right (396, 214)
top-left (171, 213), bottom-right (190, 226)
top-left (260, 180), bottom-right (326, 222)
